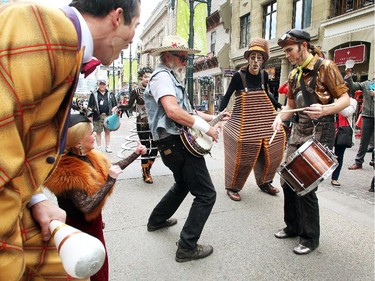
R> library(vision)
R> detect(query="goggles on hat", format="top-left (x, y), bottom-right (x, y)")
top-left (278, 29), bottom-right (310, 47)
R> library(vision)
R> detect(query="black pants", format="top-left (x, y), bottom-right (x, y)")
top-left (332, 145), bottom-right (346, 180)
top-left (148, 136), bottom-right (216, 250)
top-left (281, 118), bottom-right (334, 250)
top-left (355, 116), bottom-right (374, 165)
top-left (282, 184), bottom-right (320, 250)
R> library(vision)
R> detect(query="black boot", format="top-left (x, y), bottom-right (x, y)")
top-left (141, 163), bottom-right (152, 184)
top-left (369, 177), bottom-right (374, 192)
top-left (175, 243), bottom-right (213, 262)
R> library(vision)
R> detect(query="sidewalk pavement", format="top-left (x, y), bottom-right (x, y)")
top-left (99, 116), bottom-right (374, 281)
top-left (45, 115), bottom-right (374, 280)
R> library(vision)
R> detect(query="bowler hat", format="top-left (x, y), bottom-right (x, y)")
top-left (68, 113), bottom-right (91, 128)
top-left (278, 29), bottom-right (311, 48)
top-left (244, 37), bottom-right (270, 61)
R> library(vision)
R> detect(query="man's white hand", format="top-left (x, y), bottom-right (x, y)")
top-left (206, 126), bottom-right (219, 142)
top-left (31, 200), bottom-right (66, 241)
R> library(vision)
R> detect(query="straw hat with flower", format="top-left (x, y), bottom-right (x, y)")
top-left (143, 35), bottom-right (200, 56)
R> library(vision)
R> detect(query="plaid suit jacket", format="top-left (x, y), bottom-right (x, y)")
top-left (0, 4), bottom-right (83, 211)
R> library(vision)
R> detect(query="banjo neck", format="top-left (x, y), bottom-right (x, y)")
top-left (208, 113), bottom-right (225, 127)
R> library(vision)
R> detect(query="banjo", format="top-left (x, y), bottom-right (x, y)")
top-left (180, 114), bottom-right (225, 157)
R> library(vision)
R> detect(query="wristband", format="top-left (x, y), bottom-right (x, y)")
top-left (192, 115), bottom-right (210, 133)
top-left (27, 193), bottom-right (48, 208)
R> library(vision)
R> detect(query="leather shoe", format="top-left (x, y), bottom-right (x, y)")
top-left (259, 183), bottom-right (280, 195)
top-left (147, 218), bottom-right (177, 232)
top-left (227, 189), bottom-right (241, 201)
top-left (274, 229), bottom-right (297, 239)
top-left (175, 244), bottom-right (213, 262)
top-left (348, 163), bottom-right (362, 170)
top-left (331, 180), bottom-right (341, 187)
top-left (293, 244), bottom-right (314, 255)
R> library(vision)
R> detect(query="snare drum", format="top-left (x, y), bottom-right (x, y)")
top-left (278, 139), bottom-right (338, 196)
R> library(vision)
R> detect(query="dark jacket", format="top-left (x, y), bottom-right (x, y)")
top-left (88, 89), bottom-right (117, 121)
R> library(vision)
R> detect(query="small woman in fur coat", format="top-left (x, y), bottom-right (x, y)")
top-left (44, 114), bottom-right (146, 281)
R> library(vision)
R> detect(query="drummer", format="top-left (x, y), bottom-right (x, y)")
top-left (272, 29), bottom-right (349, 255)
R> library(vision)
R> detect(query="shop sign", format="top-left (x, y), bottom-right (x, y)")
top-left (334, 44), bottom-right (365, 66)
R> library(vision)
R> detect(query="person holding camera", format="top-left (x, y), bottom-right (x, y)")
top-left (88, 80), bottom-right (118, 153)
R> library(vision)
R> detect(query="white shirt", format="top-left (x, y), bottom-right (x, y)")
top-left (71, 7), bottom-right (94, 64)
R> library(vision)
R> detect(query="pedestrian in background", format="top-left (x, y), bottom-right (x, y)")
top-left (44, 114), bottom-right (146, 281)
top-left (88, 80), bottom-right (118, 153)
top-left (345, 68), bottom-right (375, 171)
top-left (273, 29), bottom-right (349, 255)
top-left (331, 97), bottom-right (357, 187)
top-left (0, 0), bottom-right (140, 279)
top-left (119, 67), bottom-right (158, 184)
top-left (144, 35), bottom-right (230, 262)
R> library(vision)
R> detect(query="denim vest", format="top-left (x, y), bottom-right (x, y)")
top-left (144, 64), bottom-right (193, 141)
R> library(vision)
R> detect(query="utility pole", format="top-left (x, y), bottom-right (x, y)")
top-left (112, 61), bottom-right (115, 93)
top-left (186, 0), bottom-right (211, 103)
top-left (129, 44), bottom-right (133, 93)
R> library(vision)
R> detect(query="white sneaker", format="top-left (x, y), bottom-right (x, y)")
top-left (96, 146), bottom-right (102, 151)
top-left (105, 146), bottom-right (112, 153)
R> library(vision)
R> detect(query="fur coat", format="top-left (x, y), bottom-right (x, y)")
top-left (44, 150), bottom-right (113, 221)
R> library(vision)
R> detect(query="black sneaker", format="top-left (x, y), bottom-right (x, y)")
top-left (147, 218), bottom-right (177, 232)
top-left (175, 244), bottom-right (213, 262)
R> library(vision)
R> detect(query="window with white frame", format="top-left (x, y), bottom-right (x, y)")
top-left (263, 1), bottom-right (277, 40)
top-left (293, 0), bottom-right (312, 29)
top-left (240, 13), bottom-right (250, 49)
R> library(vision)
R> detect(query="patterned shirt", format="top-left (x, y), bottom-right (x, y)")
top-left (287, 54), bottom-right (348, 104)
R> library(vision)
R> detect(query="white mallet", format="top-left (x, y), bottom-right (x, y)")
top-left (49, 220), bottom-right (106, 279)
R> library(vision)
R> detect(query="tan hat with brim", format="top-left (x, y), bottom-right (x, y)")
top-left (243, 37), bottom-right (270, 62)
top-left (143, 35), bottom-right (200, 56)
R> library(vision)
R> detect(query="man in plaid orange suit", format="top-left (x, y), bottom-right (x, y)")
top-left (0, 1), bottom-right (140, 280)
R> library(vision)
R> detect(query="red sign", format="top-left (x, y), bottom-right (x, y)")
top-left (334, 44), bottom-right (365, 66)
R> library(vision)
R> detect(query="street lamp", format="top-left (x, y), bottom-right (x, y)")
top-left (187, 0), bottom-right (211, 104)
top-left (129, 44), bottom-right (133, 93)
top-left (112, 61), bottom-right (115, 92)
top-left (121, 45), bottom-right (141, 95)
top-left (171, 0), bottom-right (211, 103)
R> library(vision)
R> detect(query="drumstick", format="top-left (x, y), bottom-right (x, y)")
top-left (274, 103), bottom-right (336, 114)
top-left (269, 130), bottom-right (277, 145)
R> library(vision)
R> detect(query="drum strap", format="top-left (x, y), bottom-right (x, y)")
top-left (294, 58), bottom-right (323, 106)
